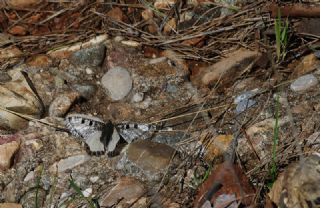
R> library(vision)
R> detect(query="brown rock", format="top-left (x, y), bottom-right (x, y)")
top-left (0, 141), bottom-right (20, 171)
top-left (127, 140), bottom-right (175, 174)
top-left (7, 25), bottom-right (27, 36)
top-left (163, 18), bottom-right (176, 34)
top-left (290, 53), bottom-right (320, 78)
top-left (200, 134), bottom-right (233, 161)
top-left (269, 154), bottom-right (320, 208)
top-left (26, 54), bottom-right (52, 68)
top-left (6, 0), bottom-right (42, 8)
top-left (0, 46), bottom-right (22, 59)
top-left (191, 48), bottom-right (261, 88)
top-left (0, 203), bottom-right (22, 208)
top-left (48, 92), bottom-right (80, 117)
top-left (147, 23), bottom-right (158, 34)
top-left (107, 7), bottom-right (124, 22)
top-left (100, 177), bottom-right (145, 207)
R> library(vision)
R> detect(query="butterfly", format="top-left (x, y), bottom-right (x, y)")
top-left (65, 113), bottom-right (158, 156)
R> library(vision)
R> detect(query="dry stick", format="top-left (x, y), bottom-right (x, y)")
top-left (155, 22), bottom-right (254, 45)
top-left (6, 3), bottom-right (47, 30)
top-left (39, 8), bottom-right (68, 25)
top-left (101, 2), bottom-right (146, 9)
top-left (147, 104), bottom-right (232, 125)
top-left (92, 10), bottom-right (154, 39)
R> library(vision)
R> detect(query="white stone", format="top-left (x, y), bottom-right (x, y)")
top-left (89, 176), bottom-right (99, 183)
top-left (101, 67), bottom-right (133, 101)
top-left (85, 68), bottom-right (93, 75)
top-left (23, 171), bottom-right (35, 182)
top-left (121, 40), bottom-right (141, 47)
top-left (82, 187), bottom-right (92, 197)
top-left (55, 154), bottom-right (90, 173)
top-left (132, 92), bottom-right (144, 103)
top-left (290, 74), bottom-right (318, 92)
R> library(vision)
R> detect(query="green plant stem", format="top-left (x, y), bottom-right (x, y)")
top-left (69, 179), bottom-right (96, 208)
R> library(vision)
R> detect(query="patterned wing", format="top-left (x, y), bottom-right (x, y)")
top-left (65, 114), bottom-right (107, 154)
top-left (65, 114), bottom-right (105, 139)
top-left (117, 123), bottom-right (157, 143)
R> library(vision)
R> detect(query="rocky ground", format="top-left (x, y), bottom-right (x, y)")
top-left (0, 1), bottom-right (320, 208)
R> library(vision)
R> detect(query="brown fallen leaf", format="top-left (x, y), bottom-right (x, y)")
top-left (194, 161), bottom-right (255, 208)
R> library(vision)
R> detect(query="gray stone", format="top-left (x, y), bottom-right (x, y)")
top-left (53, 154), bottom-right (90, 173)
top-left (234, 90), bottom-right (258, 114)
top-left (101, 67), bottom-right (133, 101)
top-left (132, 92), bottom-right (144, 103)
top-left (70, 44), bottom-right (105, 67)
top-left (72, 84), bottom-right (96, 100)
top-left (290, 74), bottom-right (318, 92)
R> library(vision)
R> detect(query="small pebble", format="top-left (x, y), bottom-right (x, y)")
top-left (234, 90), bottom-right (257, 114)
top-left (82, 188), bottom-right (92, 197)
top-left (290, 74), bottom-right (318, 92)
top-left (132, 92), bottom-right (144, 103)
top-left (85, 68), bottom-right (93, 75)
top-left (23, 171), bottom-right (35, 182)
top-left (89, 176), bottom-right (99, 183)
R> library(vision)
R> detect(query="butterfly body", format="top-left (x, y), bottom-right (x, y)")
top-left (65, 114), bottom-right (157, 155)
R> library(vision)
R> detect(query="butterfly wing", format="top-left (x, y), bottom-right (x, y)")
top-left (65, 114), bottom-right (107, 155)
top-left (84, 131), bottom-right (106, 154)
top-left (65, 114), bottom-right (105, 138)
top-left (117, 123), bottom-right (156, 143)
